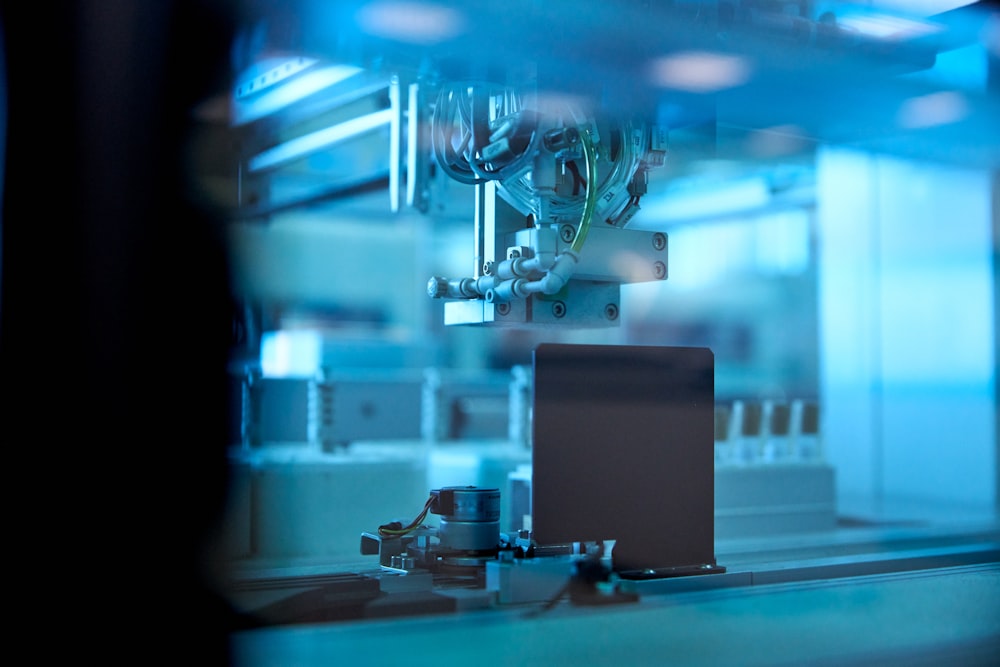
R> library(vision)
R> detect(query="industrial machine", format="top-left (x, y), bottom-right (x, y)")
top-left (422, 93), bottom-right (670, 327)
top-left (205, 1), bottom-right (1000, 664)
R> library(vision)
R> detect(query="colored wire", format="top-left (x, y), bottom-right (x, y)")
top-left (378, 495), bottom-right (436, 538)
top-left (570, 128), bottom-right (598, 254)
top-left (499, 121), bottom-right (648, 224)
top-left (431, 85), bottom-right (536, 185)
top-left (431, 86), bottom-right (649, 228)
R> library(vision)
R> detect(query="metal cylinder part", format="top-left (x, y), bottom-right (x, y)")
top-left (431, 487), bottom-right (501, 552)
top-left (438, 519), bottom-right (500, 552)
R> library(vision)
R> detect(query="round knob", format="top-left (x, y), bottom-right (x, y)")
top-left (427, 276), bottom-right (449, 298)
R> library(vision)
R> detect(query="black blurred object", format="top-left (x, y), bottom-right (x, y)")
top-left (532, 343), bottom-right (724, 577)
top-left (0, 2), bottom-right (252, 663)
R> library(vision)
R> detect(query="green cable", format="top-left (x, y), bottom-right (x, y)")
top-left (570, 128), bottom-right (598, 254)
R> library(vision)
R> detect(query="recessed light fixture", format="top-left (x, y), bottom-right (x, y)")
top-left (356, 1), bottom-right (466, 45)
top-left (647, 51), bottom-right (752, 94)
top-left (897, 91), bottom-right (969, 129)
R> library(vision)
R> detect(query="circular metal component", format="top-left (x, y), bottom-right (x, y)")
top-left (605, 303), bottom-right (619, 320)
top-left (427, 276), bottom-right (449, 298)
top-left (496, 302), bottom-right (511, 316)
top-left (559, 224), bottom-right (576, 243)
top-left (543, 126), bottom-right (580, 151)
top-left (436, 487), bottom-right (500, 521)
top-left (390, 555), bottom-right (416, 570)
top-left (652, 232), bottom-right (667, 251)
top-left (552, 301), bottom-right (567, 318)
top-left (653, 261), bottom-right (667, 279)
top-left (432, 487), bottom-right (501, 553)
top-left (439, 518), bottom-right (500, 552)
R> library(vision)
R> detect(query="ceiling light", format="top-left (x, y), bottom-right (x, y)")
top-left (356, 1), bottom-right (466, 45)
top-left (897, 91), bottom-right (969, 129)
top-left (647, 51), bottom-right (752, 94)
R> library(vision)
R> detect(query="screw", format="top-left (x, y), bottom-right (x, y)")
top-left (604, 303), bottom-right (619, 321)
top-left (508, 248), bottom-right (521, 259)
top-left (496, 302), bottom-right (511, 316)
top-left (552, 301), bottom-right (566, 318)
top-left (653, 261), bottom-right (667, 279)
top-left (652, 232), bottom-right (667, 251)
top-left (559, 224), bottom-right (576, 244)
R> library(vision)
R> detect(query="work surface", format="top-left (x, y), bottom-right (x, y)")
top-left (231, 563), bottom-right (999, 666)
top-left (228, 507), bottom-right (1000, 667)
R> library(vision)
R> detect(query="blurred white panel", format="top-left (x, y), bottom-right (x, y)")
top-left (753, 210), bottom-right (811, 276)
top-left (227, 214), bottom-right (421, 326)
top-left (817, 148), bottom-right (883, 500)
top-left (261, 330), bottom-right (322, 378)
top-left (641, 178), bottom-right (771, 223)
top-left (817, 146), bottom-right (996, 509)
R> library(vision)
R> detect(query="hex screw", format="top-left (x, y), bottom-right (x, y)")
top-left (652, 233), bottom-right (667, 251)
top-left (559, 224), bottom-right (576, 244)
top-left (653, 261), bottom-right (667, 279)
top-left (604, 303), bottom-right (619, 321)
top-left (552, 301), bottom-right (567, 318)
top-left (496, 302), bottom-right (511, 316)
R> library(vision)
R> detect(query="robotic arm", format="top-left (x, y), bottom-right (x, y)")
top-left (425, 83), bottom-right (670, 327)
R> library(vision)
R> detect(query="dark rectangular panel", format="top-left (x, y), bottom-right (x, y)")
top-left (532, 343), bottom-right (718, 575)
